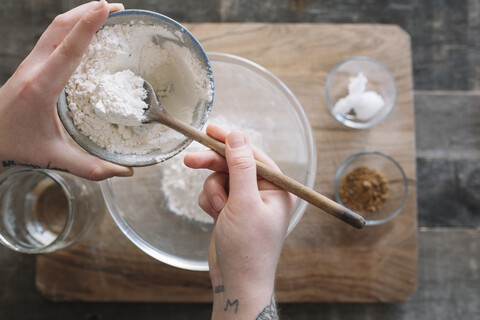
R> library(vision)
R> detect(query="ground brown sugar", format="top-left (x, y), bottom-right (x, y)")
top-left (339, 166), bottom-right (388, 213)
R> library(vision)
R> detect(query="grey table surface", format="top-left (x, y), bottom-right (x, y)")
top-left (1, 1), bottom-right (479, 319)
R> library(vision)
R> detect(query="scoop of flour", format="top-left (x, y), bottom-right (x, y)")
top-left (92, 70), bottom-right (148, 126)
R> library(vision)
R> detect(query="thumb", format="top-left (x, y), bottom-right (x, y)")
top-left (225, 131), bottom-right (260, 201)
top-left (52, 145), bottom-right (133, 181)
top-left (43, 0), bottom-right (110, 92)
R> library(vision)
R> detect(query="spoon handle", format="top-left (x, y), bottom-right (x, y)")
top-left (162, 114), bottom-right (365, 229)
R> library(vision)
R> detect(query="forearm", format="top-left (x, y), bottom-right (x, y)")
top-left (211, 283), bottom-right (279, 320)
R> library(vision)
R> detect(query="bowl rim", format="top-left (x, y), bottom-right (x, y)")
top-left (57, 9), bottom-right (215, 167)
top-left (102, 52), bottom-right (317, 271)
top-left (325, 56), bottom-right (398, 129)
top-left (334, 150), bottom-right (408, 226)
top-left (207, 52), bottom-right (318, 235)
top-left (0, 168), bottom-right (75, 253)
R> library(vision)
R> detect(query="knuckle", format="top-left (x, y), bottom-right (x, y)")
top-left (230, 154), bottom-right (255, 172)
top-left (197, 192), bottom-right (208, 210)
top-left (204, 172), bottom-right (221, 189)
top-left (203, 175), bottom-right (216, 190)
top-left (78, 14), bottom-right (96, 31)
top-left (87, 166), bottom-right (105, 181)
top-left (197, 196), bottom-right (204, 209)
top-left (52, 13), bottom-right (70, 29)
top-left (57, 40), bottom-right (81, 60)
top-left (18, 72), bottom-right (42, 100)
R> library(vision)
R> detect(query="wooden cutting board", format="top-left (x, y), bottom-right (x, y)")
top-left (36, 23), bottom-right (417, 302)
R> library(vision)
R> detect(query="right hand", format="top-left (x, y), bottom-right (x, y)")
top-left (184, 124), bottom-right (297, 319)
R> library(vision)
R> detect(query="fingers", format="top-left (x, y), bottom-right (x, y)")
top-left (41, 0), bottom-right (110, 93)
top-left (184, 124), bottom-right (229, 171)
top-left (206, 123), bottom-right (229, 143)
top-left (184, 150), bottom-right (228, 172)
top-left (28, 1), bottom-right (101, 64)
top-left (31, 2), bottom-right (125, 62)
top-left (187, 124), bottom-right (281, 174)
top-left (225, 131), bottom-right (261, 201)
top-left (108, 3), bottom-right (125, 12)
top-left (51, 144), bottom-right (133, 181)
top-left (198, 172), bottom-right (228, 221)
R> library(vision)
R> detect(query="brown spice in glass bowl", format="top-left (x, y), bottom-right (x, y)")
top-left (338, 166), bottom-right (388, 213)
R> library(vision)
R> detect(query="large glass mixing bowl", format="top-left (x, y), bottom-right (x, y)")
top-left (101, 53), bottom-right (317, 271)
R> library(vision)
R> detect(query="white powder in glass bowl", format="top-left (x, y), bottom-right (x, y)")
top-left (66, 24), bottom-right (213, 155)
top-left (161, 117), bottom-right (265, 224)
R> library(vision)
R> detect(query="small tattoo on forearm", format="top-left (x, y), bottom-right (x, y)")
top-left (2, 160), bottom-right (69, 172)
top-left (214, 285), bottom-right (225, 293)
top-left (256, 294), bottom-right (278, 320)
top-left (224, 299), bottom-right (239, 314)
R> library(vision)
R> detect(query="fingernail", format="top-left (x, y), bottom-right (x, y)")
top-left (212, 195), bottom-right (225, 211)
top-left (115, 167), bottom-right (134, 177)
top-left (227, 131), bottom-right (246, 149)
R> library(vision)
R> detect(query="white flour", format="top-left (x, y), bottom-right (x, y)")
top-left (161, 117), bottom-right (264, 224)
top-left (66, 23), bottom-right (212, 155)
top-left (162, 142), bottom-right (213, 224)
top-left (92, 70), bottom-right (147, 126)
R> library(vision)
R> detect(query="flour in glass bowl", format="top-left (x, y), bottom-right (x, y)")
top-left (66, 23), bottom-right (213, 155)
top-left (161, 117), bottom-right (265, 224)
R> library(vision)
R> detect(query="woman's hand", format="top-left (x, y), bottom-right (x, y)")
top-left (184, 124), bottom-right (296, 319)
top-left (0, 1), bottom-right (132, 180)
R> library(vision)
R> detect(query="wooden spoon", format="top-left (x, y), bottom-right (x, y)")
top-left (142, 81), bottom-right (366, 229)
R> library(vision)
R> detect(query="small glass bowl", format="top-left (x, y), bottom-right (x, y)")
top-left (334, 151), bottom-right (407, 226)
top-left (326, 57), bottom-right (397, 129)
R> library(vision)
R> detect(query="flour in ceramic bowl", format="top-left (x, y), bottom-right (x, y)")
top-left (92, 70), bottom-right (148, 126)
top-left (66, 23), bottom-right (213, 155)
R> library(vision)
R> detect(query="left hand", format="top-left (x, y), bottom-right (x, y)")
top-left (0, 1), bottom-right (132, 181)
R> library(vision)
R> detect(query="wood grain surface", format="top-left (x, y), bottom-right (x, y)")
top-left (35, 23), bottom-right (417, 302)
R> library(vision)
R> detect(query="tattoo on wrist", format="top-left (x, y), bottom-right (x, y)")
top-left (224, 299), bottom-right (239, 314)
top-left (256, 294), bottom-right (278, 320)
top-left (214, 285), bottom-right (225, 293)
top-left (2, 160), bottom-right (69, 172)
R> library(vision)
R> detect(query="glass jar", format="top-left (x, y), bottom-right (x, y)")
top-left (0, 167), bottom-right (105, 253)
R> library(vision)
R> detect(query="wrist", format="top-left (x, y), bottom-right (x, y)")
top-left (211, 282), bottom-right (277, 320)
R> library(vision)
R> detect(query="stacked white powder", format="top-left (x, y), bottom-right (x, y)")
top-left (66, 23), bottom-right (212, 155)
top-left (161, 117), bottom-right (264, 224)
top-left (333, 72), bottom-right (385, 121)
top-left (161, 141), bottom-right (213, 224)
top-left (93, 70), bottom-right (148, 126)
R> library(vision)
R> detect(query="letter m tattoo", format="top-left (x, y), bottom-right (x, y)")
top-left (224, 299), bottom-right (239, 314)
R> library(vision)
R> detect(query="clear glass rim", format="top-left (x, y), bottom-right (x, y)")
top-left (103, 52), bottom-right (317, 271)
top-left (0, 168), bottom-right (75, 253)
top-left (325, 56), bottom-right (398, 129)
top-left (333, 151), bottom-right (408, 226)
top-left (100, 179), bottom-right (209, 271)
top-left (207, 52), bottom-right (317, 234)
